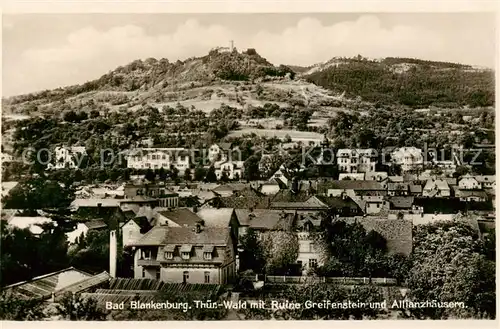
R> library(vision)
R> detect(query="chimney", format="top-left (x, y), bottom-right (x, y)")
top-left (109, 230), bottom-right (117, 278)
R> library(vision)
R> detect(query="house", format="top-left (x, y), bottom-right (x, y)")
top-left (314, 195), bottom-right (363, 217)
top-left (387, 182), bottom-right (410, 196)
top-left (70, 199), bottom-right (126, 230)
top-left (453, 188), bottom-right (489, 202)
top-left (474, 175), bottom-right (495, 189)
top-left (259, 179), bottom-right (286, 195)
top-left (211, 183), bottom-right (248, 198)
top-left (318, 180), bottom-right (386, 198)
top-left (131, 224), bottom-right (236, 284)
top-left (214, 159), bottom-right (244, 180)
top-left (123, 183), bottom-right (179, 208)
top-left (235, 209), bottom-right (295, 236)
top-left (121, 217), bottom-right (153, 247)
top-left (270, 195), bottom-right (330, 213)
top-left (270, 168), bottom-right (293, 186)
top-left (391, 147), bottom-right (423, 172)
top-left (352, 195), bottom-right (387, 215)
top-left (422, 179), bottom-right (451, 197)
top-left (1, 181), bottom-right (19, 199)
top-left (387, 196), bottom-right (415, 211)
top-left (336, 148), bottom-right (378, 173)
top-left (458, 175), bottom-right (481, 190)
top-left (409, 183), bottom-right (423, 197)
top-left (207, 187), bottom-right (270, 210)
top-left (6, 213), bottom-right (53, 235)
top-left (208, 143), bottom-right (233, 162)
top-left (196, 208), bottom-right (240, 248)
top-left (365, 172), bottom-right (388, 182)
top-left (341, 217), bottom-right (413, 255)
top-left (51, 146), bottom-right (87, 169)
top-left (338, 173), bottom-right (365, 181)
top-left (295, 215), bottom-right (323, 274)
top-left (126, 148), bottom-right (191, 174)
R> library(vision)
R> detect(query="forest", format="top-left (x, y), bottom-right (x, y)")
top-left (305, 59), bottom-right (494, 108)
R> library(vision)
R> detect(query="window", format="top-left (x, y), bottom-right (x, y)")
top-left (152, 155), bottom-right (156, 160)
top-left (142, 250), bottom-right (151, 260)
top-left (204, 272), bottom-right (210, 284)
top-left (376, 203), bottom-right (380, 208)
top-left (183, 271), bottom-right (189, 283)
top-left (181, 252), bottom-right (190, 260)
top-left (309, 259), bottom-right (317, 268)
top-left (165, 252), bottom-right (173, 260)
top-left (204, 252), bottom-right (212, 260)
top-left (297, 260), bottom-right (303, 268)
top-left (162, 155), bottom-right (166, 160)
top-left (128, 230), bottom-right (133, 238)
top-left (309, 243), bottom-right (315, 252)
top-left (142, 268), bottom-right (146, 278)
top-left (156, 269), bottom-right (161, 280)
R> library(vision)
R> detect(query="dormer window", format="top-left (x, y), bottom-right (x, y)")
top-left (203, 245), bottom-right (214, 260)
top-left (165, 252), bottom-right (173, 260)
top-left (180, 245), bottom-right (192, 260)
top-left (142, 250), bottom-right (151, 260)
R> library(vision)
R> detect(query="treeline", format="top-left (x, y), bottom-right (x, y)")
top-left (306, 60), bottom-right (494, 108)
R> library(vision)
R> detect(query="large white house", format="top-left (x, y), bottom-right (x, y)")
top-left (391, 147), bottom-right (424, 172)
top-left (126, 148), bottom-right (191, 174)
top-left (214, 160), bottom-right (244, 180)
top-left (51, 146), bottom-right (87, 169)
top-left (336, 149), bottom-right (378, 173)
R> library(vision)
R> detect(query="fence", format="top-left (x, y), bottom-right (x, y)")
top-left (243, 275), bottom-right (397, 285)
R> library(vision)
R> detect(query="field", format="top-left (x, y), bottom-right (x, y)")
top-left (228, 128), bottom-right (323, 143)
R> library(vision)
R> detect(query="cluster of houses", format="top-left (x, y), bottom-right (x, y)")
top-left (0, 140), bottom-right (495, 290)
top-left (2, 165), bottom-right (494, 287)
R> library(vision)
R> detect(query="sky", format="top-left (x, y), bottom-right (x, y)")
top-left (2, 13), bottom-right (496, 97)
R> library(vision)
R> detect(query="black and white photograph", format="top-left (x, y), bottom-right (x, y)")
top-left (0, 5), bottom-right (496, 322)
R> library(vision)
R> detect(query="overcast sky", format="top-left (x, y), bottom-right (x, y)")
top-left (2, 13), bottom-right (496, 97)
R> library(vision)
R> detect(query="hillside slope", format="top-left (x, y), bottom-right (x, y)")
top-left (304, 56), bottom-right (495, 108)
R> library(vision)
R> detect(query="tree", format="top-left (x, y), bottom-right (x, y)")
top-left (261, 231), bottom-right (299, 275)
top-left (243, 155), bottom-right (260, 182)
top-left (205, 166), bottom-right (217, 182)
top-left (56, 292), bottom-right (107, 320)
top-left (3, 177), bottom-right (75, 210)
top-left (144, 168), bottom-right (156, 182)
top-left (239, 229), bottom-right (265, 273)
top-left (407, 221), bottom-right (495, 319)
top-left (184, 168), bottom-right (192, 181)
top-left (194, 166), bottom-right (206, 181)
top-left (315, 219), bottom-right (388, 277)
top-left (0, 293), bottom-right (45, 320)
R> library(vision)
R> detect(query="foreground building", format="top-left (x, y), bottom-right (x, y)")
top-left (131, 223), bottom-right (236, 284)
top-left (336, 148), bottom-right (378, 173)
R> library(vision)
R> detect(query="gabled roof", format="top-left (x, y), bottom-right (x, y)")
top-left (314, 195), bottom-right (361, 209)
top-left (474, 175), bottom-right (495, 184)
top-left (212, 183), bottom-right (248, 193)
top-left (387, 182), bottom-right (410, 191)
top-left (71, 198), bottom-right (121, 208)
top-left (83, 219), bottom-right (107, 230)
top-left (341, 217), bottom-right (413, 255)
top-left (4, 267), bottom-right (92, 300)
top-left (454, 189), bottom-right (488, 199)
top-left (388, 196), bottom-right (415, 209)
top-left (196, 208), bottom-right (235, 227)
top-left (158, 208), bottom-right (202, 227)
top-left (388, 176), bottom-right (404, 183)
top-left (320, 180), bottom-right (385, 191)
top-left (409, 184), bottom-right (423, 193)
top-left (423, 179), bottom-right (450, 191)
top-left (235, 209), bottom-right (294, 230)
top-left (132, 226), bottom-right (230, 246)
top-left (271, 190), bottom-right (312, 203)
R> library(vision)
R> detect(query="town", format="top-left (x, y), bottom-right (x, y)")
top-left (0, 26), bottom-right (496, 320)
